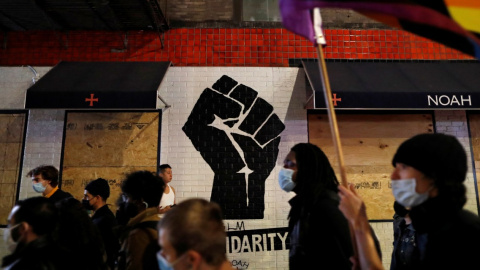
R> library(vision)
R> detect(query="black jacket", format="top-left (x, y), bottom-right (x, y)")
top-left (92, 205), bottom-right (120, 270)
top-left (2, 237), bottom-right (64, 270)
top-left (408, 197), bottom-right (480, 269)
top-left (48, 188), bottom-right (73, 204)
top-left (390, 214), bottom-right (427, 270)
top-left (288, 190), bottom-right (353, 270)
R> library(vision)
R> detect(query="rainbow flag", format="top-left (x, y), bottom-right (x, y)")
top-left (279, 0), bottom-right (480, 58)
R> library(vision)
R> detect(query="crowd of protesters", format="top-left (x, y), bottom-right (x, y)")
top-left (3, 133), bottom-right (480, 270)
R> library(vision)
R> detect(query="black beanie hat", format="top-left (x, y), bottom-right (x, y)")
top-left (85, 178), bottom-right (110, 200)
top-left (392, 133), bottom-right (467, 185)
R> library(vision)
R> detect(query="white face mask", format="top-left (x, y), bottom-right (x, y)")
top-left (391, 178), bottom-right (431, 208)
top-left (3, 223), bottom-right (21, 253)
top-left (278, 168), bottom-right (296, 192)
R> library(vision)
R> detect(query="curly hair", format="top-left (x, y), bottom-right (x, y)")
top-left (27, 165), bottom-right (59, 187)
top-left (121, 170), bottom-right (165, 208)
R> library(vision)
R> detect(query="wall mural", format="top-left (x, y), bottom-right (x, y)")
top-left (225, 221), bottom-right (290, 269)
top-left (183, 75), bottom-right (285, 219)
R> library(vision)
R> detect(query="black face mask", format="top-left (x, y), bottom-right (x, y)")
top-left (82, 199), bottom-right (94, 211)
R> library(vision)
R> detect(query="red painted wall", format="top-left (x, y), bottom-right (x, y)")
top-left (0, 28), bottom-right (473, 66)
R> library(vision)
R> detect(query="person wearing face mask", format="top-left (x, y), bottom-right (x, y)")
top-left (27, 165), bottom-right (72, 203)
top-left (116, 170), bottom-right (165, 270)
top-left (156, 198), bottom-right (235, 270)
top-left (84, 178), bottom-right (119, 270)
top-left (338, 133), bottom-right (480, 270)
top-left (1, 197), bottom-right (64, 270)
top-left (280, 143), bottom-right (378, 270)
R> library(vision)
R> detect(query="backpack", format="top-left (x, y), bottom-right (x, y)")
top-left (116, 221), bottom-right (160, 270)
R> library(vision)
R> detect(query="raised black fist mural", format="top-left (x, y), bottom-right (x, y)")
top-left (183, 75), bottom-right (285, 219)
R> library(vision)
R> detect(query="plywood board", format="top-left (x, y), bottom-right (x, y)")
top-left (467, 113), bottom-right (480, 210)
top-left (308, 113), bottom-right (434, 220)
top-left (0, 113), bottom-right (26, 226)
top-left (61, 111), bottom-right (160, 212)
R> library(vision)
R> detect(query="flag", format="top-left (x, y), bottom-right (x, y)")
top-left (279, 0), bottom-right (480, 58)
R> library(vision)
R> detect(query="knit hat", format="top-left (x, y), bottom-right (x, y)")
top-left (392, 133), bottom-right (467, 185)
top-left (85, 178), bottom-right (110, 200)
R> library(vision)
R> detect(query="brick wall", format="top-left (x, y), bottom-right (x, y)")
top-left (0, 29), bottom-right (473, 67)
top-left (0, 7), bottom-right (477, 266)
top-left (0, 66), bottom-right (478, 269)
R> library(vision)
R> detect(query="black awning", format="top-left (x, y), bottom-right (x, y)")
top-left (303, 60), bottom-right (480, 110)
top-left (25, 61), bottom-right (171, 109)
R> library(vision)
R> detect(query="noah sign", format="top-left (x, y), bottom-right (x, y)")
top-left (427, 95), bottom-right (472, 107)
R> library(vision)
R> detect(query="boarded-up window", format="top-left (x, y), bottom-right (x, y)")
top-left (466, 113), bottom-right (480, 212)
top-left (61, 111), bottom-right (161, 210)
top-left (0, 112), bottom-right (27, 226)
top-left (308, 111), bottom-right (434, 220)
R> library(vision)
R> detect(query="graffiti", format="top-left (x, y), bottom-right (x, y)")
top-left (183, 75), bottom-right (285, 219)
top-left (354, 181), bottom-right (382, 189)
top-left (108, 179), bottom-right (124, 188)
top-left (62, 179), bottom-right (75, 187)
top-left (227, 221), bottom-right (245, 231)
top-left (84, 123), bottom-right (95, 130)
top-left (66, 122), bottom-right (77, 130)
top-left (72, 122), bottom-right (146, 131)
top-left (64, 178), bottom-right (123, 189)
top-left (121, 123), bottom-right (133, 130)
top-left (231, 260), bottom-right (249, 269)
top-left (108, 123), bottom-right (120, 130)
top-left (226, 227), bottom-right (289, 253)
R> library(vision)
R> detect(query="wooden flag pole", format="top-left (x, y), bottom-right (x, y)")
top-left (312, 12), bottom-right (347, 188)
top-left (312, 8), bottom-right (357, 260)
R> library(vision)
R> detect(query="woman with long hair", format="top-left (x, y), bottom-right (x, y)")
top-left (280, 143), bottom-right (354, 269)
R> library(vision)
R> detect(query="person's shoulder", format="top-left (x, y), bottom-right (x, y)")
top-left (457, 209), bottom-right (480, 230)
top-left (126, 220), bottom-right (159, 241)
top-left (56, 188), bottom-right (73, 198)
top-left (7, 239), bottom-right (63, 270)
top-left (97, 204), bottom-right (115, 215)
top-left (315, 189), bottom-right (340, 206)
top-left (48, 189), bottom-right (73, 203)
top-left (93, 206), bottom-right (117, 225)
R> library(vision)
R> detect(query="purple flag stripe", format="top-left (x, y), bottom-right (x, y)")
top-left (280, 0), bottom-right (480, 58)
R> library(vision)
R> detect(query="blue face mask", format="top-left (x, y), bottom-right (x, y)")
top-left (156, 251), bottom-right (185, 270)
top-left (32, 182), bottom-right (46, 193)
top-left (278, 168), bottom-right (296, 192)
top-left (391, 178), bottom-right (432, 208)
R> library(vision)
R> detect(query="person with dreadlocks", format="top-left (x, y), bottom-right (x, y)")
top-left (279, 143), bottom-right (355, 269)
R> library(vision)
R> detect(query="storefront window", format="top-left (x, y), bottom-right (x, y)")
top-left (243, 0), bottom-right (280, 21)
